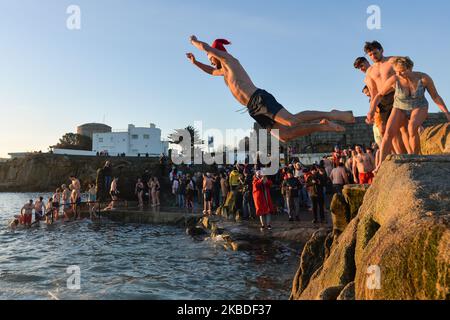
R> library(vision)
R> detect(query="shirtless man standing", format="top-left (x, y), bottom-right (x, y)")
top-left (34, 197), bottom-right (45, 222)
top-left (364, 41), bottom-right (409, 155)
top-left (70, 175), bottom-right (81, 217)
top-left (202, 173), bottom-right (213, 215)
top-left (187, 36), bottom-right (355, 143)
top-left (353, 146), bottom-right (375, 185)
top-left (21, 200), bottom-right (34, 226)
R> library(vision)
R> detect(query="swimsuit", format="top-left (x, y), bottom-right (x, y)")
top-left (35, 211), bottom-right (43, 221)
top-left (204, 189), bottom-right (212, 202)
top-left (64, 201), bottom-right (70, 210)
top-left (394, 80), bottom-right (429, 111)
top-left (24, 214), bottom-right (32, 225)
top-left (247, 89), bottom-right (284, 130)
top-left (359, 172), bottom-right (374, 185)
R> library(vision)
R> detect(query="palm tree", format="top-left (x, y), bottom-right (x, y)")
top-left (168, 125), bottom-right (203, 155)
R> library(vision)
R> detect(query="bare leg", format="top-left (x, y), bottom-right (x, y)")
top-left (408, 107), bottom-right (429, 154)
top-left (293, 110), bottom-right (355, 124)
top-left (377, 109), bottom-right (407, 170)
top-left (273, 108), bottom-right (354, 128)
top-left (399, 124), bottom-right (412, 154)
top-left (272, 120), bottom-right (345, 143)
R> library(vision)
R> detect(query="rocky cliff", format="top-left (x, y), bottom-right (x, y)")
top-left (0, 154), bottom-right (166, 197)
top-left (291, 155), bottom-right (450, 300)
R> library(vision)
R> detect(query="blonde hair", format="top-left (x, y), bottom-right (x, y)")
top-left (393, 56), bottom-right (414, 70)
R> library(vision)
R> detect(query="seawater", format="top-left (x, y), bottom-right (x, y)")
top-left (0, 193), bottom-right (299, 300)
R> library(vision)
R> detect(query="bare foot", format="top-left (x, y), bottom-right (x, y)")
top-left (331, 110), bottom-right (356, 124)
top-left (320, 119), bottom-right (346, 132)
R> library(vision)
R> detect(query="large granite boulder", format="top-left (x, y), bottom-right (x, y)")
top-left (290, 229), bottom-right (329, 299)
top-left (292, 155), bottom-right (450, 300)
top-left (420, 123), bottom-right (450, 155)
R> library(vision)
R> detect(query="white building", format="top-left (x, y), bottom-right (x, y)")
top-left (92, 124), bottom-right (169, 157)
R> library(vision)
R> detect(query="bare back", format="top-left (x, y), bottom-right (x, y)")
top-left (220, 57), bottom-right (258, 106)
top-left (203, 177), bottom-right (213, 190)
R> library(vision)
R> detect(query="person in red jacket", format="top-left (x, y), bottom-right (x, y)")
top-left (253, 171), bottom-right (274, 231)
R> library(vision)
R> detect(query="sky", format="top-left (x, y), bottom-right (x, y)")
top-left (1, 0), bottom-right (450, 157)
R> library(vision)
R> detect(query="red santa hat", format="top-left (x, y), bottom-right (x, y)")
top-left (212, 39), bottom-right (231, 52)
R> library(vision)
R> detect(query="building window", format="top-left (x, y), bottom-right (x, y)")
top-left (131, 135), bottom-right (139, 140)
top-left (110, 137), bottom-right (113, 142)
top-left (99, 138), bottom-right (103, 143)
top-left (143, 134), bottom-right (150, 140)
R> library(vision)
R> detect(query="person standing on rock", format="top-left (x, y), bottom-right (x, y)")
top-left (330, 161), bottom-right (349, 195)
top-left (282, 171), bottom-right (301, 222)
top-left (52, 188), bottom-right (61, 221)
top-left (87, 183), bottom-right (98, 220)
top-left (241, 169), bottom-right (255, 220)
top-left (364, 41), bottom-right (409, 155)
top-left (70, 175), bottom-right (81, 203)
top-left (371, 56), bottom-right (450, 170)
top-left (185, 175), bottom-right (195, 212)
top-left (332, 146), bottom-right (343, 168)
top-left (103, 161), bottom-right (113, 192)
top-left (69, 184), bottom-right (78, 220)
top-left (172, 176), bottom-right (180, 207)
top-left (135, 178), bottom-right (145, 209)
top-left (109, 177), bottom-right (120, 210)
top-left (153, 177), bottom-right (161, 207)
top-left (353, 146), bottom-right (375, 185)
top-left (306, 166), bottom-right (327, 224)
top-left (203, 173), bottom-right (213, 215)
top-left (253, 171), bottom-right (274, 231)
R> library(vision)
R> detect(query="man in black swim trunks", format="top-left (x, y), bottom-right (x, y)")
top-left (187, 36), bottom-right (355, 143)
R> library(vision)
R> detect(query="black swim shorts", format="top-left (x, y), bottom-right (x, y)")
top-left (204, 190), bottom-right (212, 202)
top-left (247, 89), bottom-right (284, 130)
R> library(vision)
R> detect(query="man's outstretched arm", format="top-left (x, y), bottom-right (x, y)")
top-left (186, 53), bottom-right (223, 76)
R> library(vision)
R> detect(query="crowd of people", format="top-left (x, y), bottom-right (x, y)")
top-left (10, 176), bottom-right (100, 229)
top-left (166, 146), bottom-right (376, 231)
